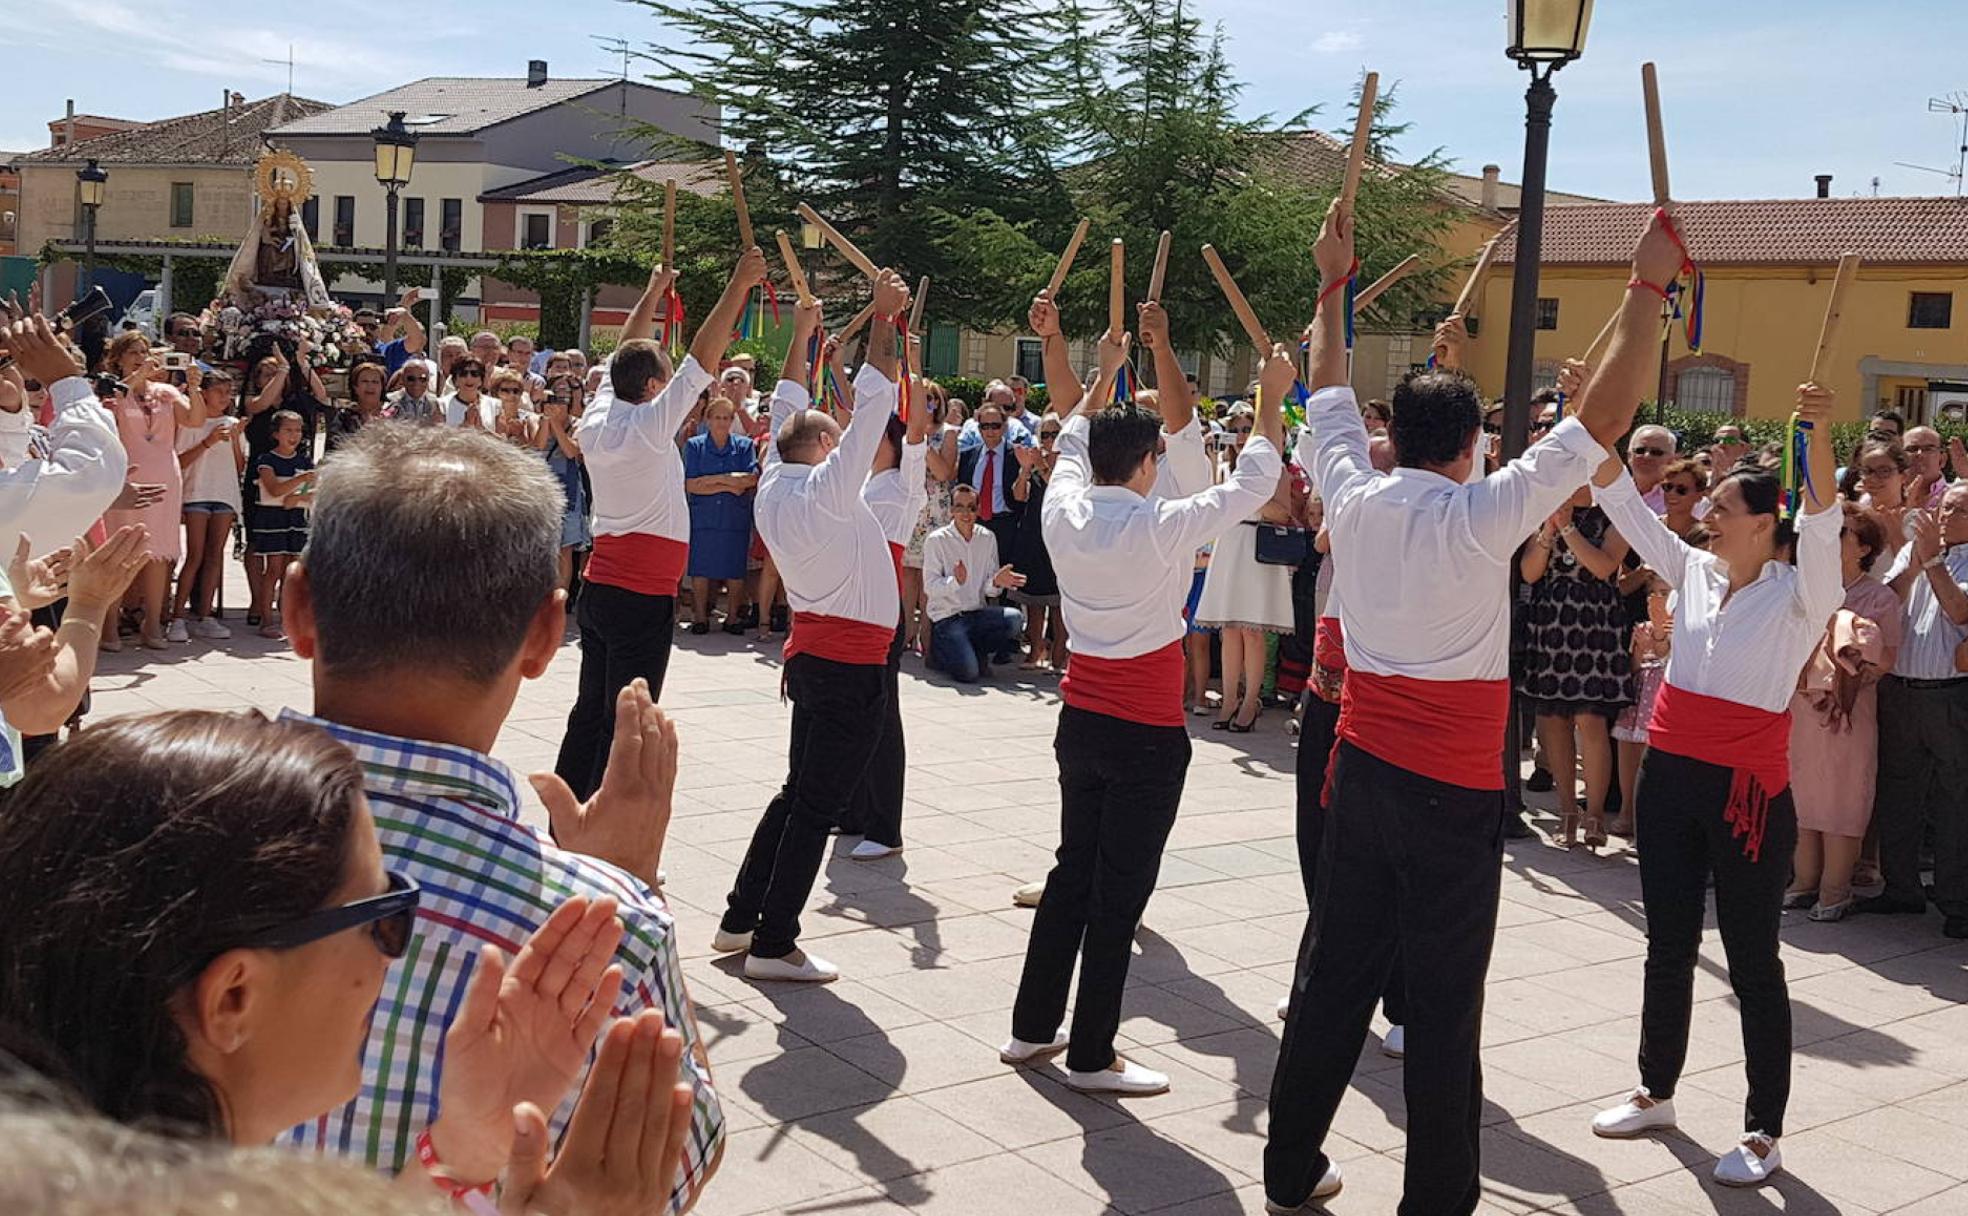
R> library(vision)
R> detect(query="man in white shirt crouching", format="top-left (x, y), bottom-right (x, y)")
top-left (922, 484), bottom-right (1026, 681)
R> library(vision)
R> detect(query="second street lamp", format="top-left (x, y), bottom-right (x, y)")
top-left (371, 111), bottom-right (419, 304)
top-left (76, 159), bottom-right (108, 293)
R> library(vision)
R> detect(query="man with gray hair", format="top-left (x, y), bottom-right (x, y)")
top-left (280, 422), bottom-right (724, 1209)
top-left (959, 379), bottom-right (1034, 450)
top-left (1627, 424), bottom-right (1678, 513)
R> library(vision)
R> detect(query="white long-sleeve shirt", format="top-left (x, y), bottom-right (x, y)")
top-left (1043, 412), bottom-right (1280, 659)
top-left (758, 368), bottom-right (900, 628)
top-left (579, 354), bottom-right (714, 543)
top-left (1595, 471), bottom-right (1844, 712)
top-left (1155, 413), bottom-right (1211, 499)
top-left (1307, 384), bottom-right (1608, 681)
top-left (922, 521), bottom-right (1002, 622)
top-left (1882, 545), bottom-right (1968, 681)
top-left (863, 437), bottom-right (929, 546)
top-left (0, 377), bottom-right (126, 553)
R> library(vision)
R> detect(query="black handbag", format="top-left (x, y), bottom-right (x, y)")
top-left (1252, 523), bottom-right (1309, 566)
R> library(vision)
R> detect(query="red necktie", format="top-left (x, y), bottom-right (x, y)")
top-left (978, 449), bottom-right (996, 522)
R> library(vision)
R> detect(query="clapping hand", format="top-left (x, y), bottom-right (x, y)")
top-left (1909, 509), bottom-right (1942, 566)
top-left (426, 896), bottom-right (627, 1188)
top-left (500, 1010), bottom-right (695, 1216)
top-left (1013, 444), bottom-right (1039, 470)
top-left (8, 535), bottom-right (72, 610)
top-left (530, 678), bottom-right (679, 884)
top-left (953, 560), bottom-right (969, 586)
top-left (0, 608), bottom-right (58, 702)
top-left (62, 526), bottom-right (148, 620)
top-left (991, 564), bottom-right (1026, 591)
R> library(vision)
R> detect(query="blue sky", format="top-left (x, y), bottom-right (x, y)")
top-left (8, 0), bottom-right (1965, 202)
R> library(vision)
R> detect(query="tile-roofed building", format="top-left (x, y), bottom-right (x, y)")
top-left (1260, 131), bottom-right (1611, 215)
top-left (479, 159), bottom-right (723, 206)
top-left (17, 94), bottom-right (332, 167)
top-left (1493, 197), bottom-right (1968, 266)
top-left (270, 76), bottom-right (700, 139)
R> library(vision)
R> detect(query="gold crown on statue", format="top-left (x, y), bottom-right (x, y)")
top-left (254, 148), bottom-right (314, 205)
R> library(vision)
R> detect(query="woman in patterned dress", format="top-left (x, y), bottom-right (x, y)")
top-left (902, 385), bottom-right (959, 654)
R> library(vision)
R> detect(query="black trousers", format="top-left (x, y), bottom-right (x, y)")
top-left (1267, 743), bottom-right (1502, 1216)
top-left (1873, 676), bottom-right (1968, 916)
top-left (1634, 747), bottom-right (1796, 1137)
top-left (721, 653), bottom-right (888, 958)
top-left (1292, 697), bottom-right (1405, 1025)
top-left (841, 617), bottom-right (907, 846)
top-left (1012, 705), bottom-right (1191, 1073)
top-left (554, 582), bottom-right (677, 802)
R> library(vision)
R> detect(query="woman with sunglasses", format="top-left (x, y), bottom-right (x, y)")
top-left (1587, 383), bottom-right (1843, 1188)
top-left (1655, 458), bottom-right (1706, 540)
top-left (0, 709), bottom-right (644, 1205)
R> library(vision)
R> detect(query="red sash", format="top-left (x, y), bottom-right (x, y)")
top-left (1337, 670), bottom-right (1510, 791)
top-left (1061, 639), bottom-right (1185, 727)
top-left (585, 533), bottom-right (688, 598)
top-left (1311, 616), bottom-right (1347, 706)
top-left (1647, 682), bottom-right (1790, 861)
top-left (784, 612), bottom-right (893, 666)
top-left (888, 541), bottom-right (905, 591)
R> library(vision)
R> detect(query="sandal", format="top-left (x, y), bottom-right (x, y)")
top-left (1808, 897), bottom-right (1855, 923)
top-left (1606, 815), bottom-right (1636, 838)
top-left (1226, 704), bottom-right (1261, 733)
top-left (1582, 814), bottom-right (1609, 851)
top-left (258, 623), bottom-right (284, 639)
top-left (1554, 810), bottom-right (1581, 849)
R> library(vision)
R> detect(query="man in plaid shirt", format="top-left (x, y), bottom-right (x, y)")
top-left (279, 422), bottom-right (722, 1211)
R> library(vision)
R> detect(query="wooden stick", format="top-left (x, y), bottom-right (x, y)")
top-left (662, 179), bottom-right (677, 267)
top-left (1147, 230), bottom-right (1172, 301)
top-left (1582, 309), bottom-right (1619, 366)
top-left (1046, 217), bottom-right (1092, 297)
top-left (1453, 235), bottom-right (1502, 318)
top-left (909, 275), bottom-right (929, 333)
top-left (1351, 252), bottom-right (1422, 312)
top-left (774, 230), bottom-right (813, 304)
top-left (1200, 244), bottom-right (1270, 352)
top-left (724, 150), bottom-right (754, 248)
top-left (1341, 71), bottom-right (1380, 214)
top-left (838, 300), bottom-right (877, 343)
top-left (1108, 239), bottom-right (1125, 336)
top-left (1807, 253), bottom-right (1861, 384)
top-left (1641, 62), bottom-right (1671, 207)
top-left (795, 203), bottom-right (880, 279)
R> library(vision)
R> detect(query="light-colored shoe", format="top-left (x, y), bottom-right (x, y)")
top-left (1263, 1162), bottom-right (1343, 1214)
top-left (743, 949), bottom-right (839, 984)
top-left (164, 618), bottom-right (189, 644)
top-left (140, 633), bottom-right (169, 650)
top-left (1713, 1133), bottom-right (1782, 1187)
top-left (710, 928), bottom-right (753, 955)
top-left (1381, 1024), bottom-right (1406, 1058)
top-left (999, 1032), bottom-right (1069, 1064)
top-left (1276, 996), bottom-right (1291, 1021)
top-left (192, 615), bottom-right (232, 640)
top-left (849, 839), bottom-right (902, 860)
top-left (1012, 880), bottom-right (1046, 909)
top-left (1591, 1088), bottom-right (1677, 1139)
top-left (1064, 1057), bottom-right (1169, 1096)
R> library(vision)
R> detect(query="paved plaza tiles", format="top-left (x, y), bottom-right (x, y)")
top-left (89, 613), bottom-right (1968, 1216)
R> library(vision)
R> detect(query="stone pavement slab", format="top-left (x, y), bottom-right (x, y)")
top-left (88, 613), bottom-right (1968, 1216)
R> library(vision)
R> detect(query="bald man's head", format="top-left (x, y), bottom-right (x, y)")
top-left (777, 408), bottom-right (842, 466)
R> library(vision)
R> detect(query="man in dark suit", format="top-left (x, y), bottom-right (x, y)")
top-left (957, 402), bottom-right (1025, 559)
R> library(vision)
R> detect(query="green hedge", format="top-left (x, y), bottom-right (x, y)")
top-left (936, 374), bottom-right (1050, 413)
top-left (1646, 407), bottom-right (1968, 464)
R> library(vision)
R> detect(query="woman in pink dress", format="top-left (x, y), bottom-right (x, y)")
top-left (1786, 505), bottom-right (1902, 921)
top-left (100, 332), bottom-right (205, 650)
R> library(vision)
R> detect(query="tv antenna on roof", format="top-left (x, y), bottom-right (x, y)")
top-left (262, 44), bottom-right (295, 95)
top-left (1895, 93), bottom-right (1968, 197)
top-left (593, 35), bottom-right (632, 83)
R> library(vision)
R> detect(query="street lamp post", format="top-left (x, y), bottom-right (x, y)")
top-left (76, 159), bottom-right (108, 295)
top-left (371, 111), bottom-right (419, 304)
top-left (1501, 0), bottom-right (1593, 803)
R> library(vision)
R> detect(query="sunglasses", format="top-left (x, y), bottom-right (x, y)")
top-left (1662, 483), bottom-right (1697, 496)
top-left (456, 372), bottom-right (481, 380)
top-left (403, 373), bottom-right (429, 382)
top-left (496, 386), bottom-right (523, 396)
top-left (238, 871), bottom-right (421, 959)
top-left (978, 422), bottom-right (1004, 431)
top-left (1630, 447), bottom-right (1670, 458)
top-left (1040, 430), bottom-right (1061, 440)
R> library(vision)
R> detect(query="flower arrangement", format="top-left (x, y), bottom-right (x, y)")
top-left (215, 294), bottom-right (366, 366)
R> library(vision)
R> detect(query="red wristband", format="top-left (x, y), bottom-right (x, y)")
top-left (414, 1128), bottom-right (498, 1212)
top-left (1627, 276), bottom-right (1671, 301)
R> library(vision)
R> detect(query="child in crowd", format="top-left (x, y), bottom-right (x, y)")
top-left (247, 409), bottom-right (314, 639)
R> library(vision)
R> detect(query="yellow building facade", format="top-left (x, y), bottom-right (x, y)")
top-left (1469, 198), bottom-right (1968, 423)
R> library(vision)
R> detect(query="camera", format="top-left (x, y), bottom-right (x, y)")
top-left (0, 287), bottom-right (118, 375)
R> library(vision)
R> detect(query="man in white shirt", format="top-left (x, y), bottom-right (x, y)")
top-left (923, 485), bottom-right (1026, 681)
top-left (0, 316), bottom-right (128, 554)
top-left (1002, 299), bottom-right (1287, 1097)
top-left (716, 274), bottom-right (911, 985)
top-left (1264, 200), bottom-right (1680, 1214)
top-left (553, 253), bottom-right (761, 799)
top-left (1864, 484), bottom-right (1968, 938)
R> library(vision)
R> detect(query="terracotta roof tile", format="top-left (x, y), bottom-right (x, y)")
top-left (15, 95), bottom-right (333, 166)
top-left (1494, 197), bottom-right (1968, 267)
top-left (481, 159), bottom-right (722, 205)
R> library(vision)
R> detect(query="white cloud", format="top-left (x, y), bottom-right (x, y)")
top-left (1312, 30), bottom-right (1363, 53)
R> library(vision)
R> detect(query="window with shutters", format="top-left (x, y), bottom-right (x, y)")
top-left (1676, 365), bottom-right (1736, 414)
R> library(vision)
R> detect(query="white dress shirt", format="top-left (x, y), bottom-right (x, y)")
top-left (863, 438), bottom-right (929, 546)
top-left (1044, 412), bottom-right (1280, 659)
top-left (922, 520), bottom-right (1004, 622)
top-left (1882, 545), bottom-right (1968, 680)
top-left (758, 368), bottom-right (901, 628)
top-left (1155, 413), bottom-right (1211, 499)
top-left (1306, 385), bottom-right (1609, 681)
top-left (578, 354), bottom-right (714, 543)
top-left (1594, 471), bottom-right (1843, 712)
top-left (0, 376), bottom-right (126, 554)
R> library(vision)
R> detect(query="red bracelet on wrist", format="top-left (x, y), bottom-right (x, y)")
top-left (1627, 276), bottom-right (1671, 301)
top-left (414, 1128), bottom-right (498, 1213)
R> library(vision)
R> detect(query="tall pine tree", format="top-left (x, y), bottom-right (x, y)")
top-left (628, 0), bottom-right (1075, 329)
